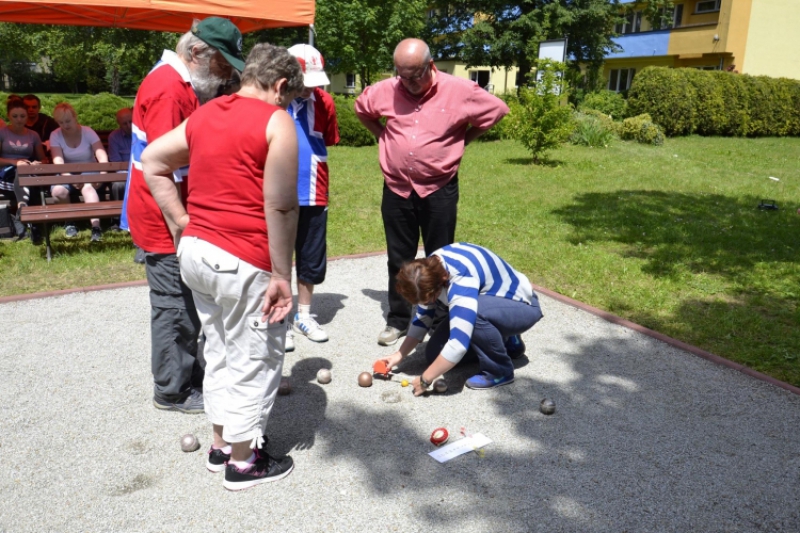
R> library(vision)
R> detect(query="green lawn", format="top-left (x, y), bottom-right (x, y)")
top-left (2, 136), bottom-right (799, 386)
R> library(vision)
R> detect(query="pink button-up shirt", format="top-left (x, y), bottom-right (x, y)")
top-left (355, 71), bottom-right (509, 198)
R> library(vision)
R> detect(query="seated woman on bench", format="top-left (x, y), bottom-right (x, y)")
top-left (49, 102), bottom-right (109, 242)
top-left (0, 99), bottom-right (46, 240)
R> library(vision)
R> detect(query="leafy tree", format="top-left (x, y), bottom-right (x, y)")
top-left (423, 0), bottom-right (620, 90)
top-left (314, 0), bottom-right (429, 90)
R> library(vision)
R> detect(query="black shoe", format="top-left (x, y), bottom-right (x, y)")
top-left (12, 215), bottom-right (26, 240)
top-left (153, 388), bottom-right (204, 414)
top-left (134, 246), bottom-right (146, 264)
top-left (65, 225), bottom-right (78, 238)
top-left (223, 452), bottom-right (293, 491)
top-left (91, 226), bottom-right (102, 242)
top-left (207, 435), bottom-right (269, 473)
top-left (30, 224), bottom-right (42, 245)
top-left (505, 335), bottom-right (526, 359)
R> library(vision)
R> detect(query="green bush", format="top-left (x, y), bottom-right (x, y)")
top-left (628, 66), bottom-right (800, 137)
top-left (71, 93), bottom-right (134, 131)
top-left (508, 60), bottom-right (575, 163)
top-left (332, 94), bottom-right (376, 147)
top-left (570, 112), bottom-right (616, 148)
top-left (627, 67), bottom-right (696, 136)
top-left (618, 113), bottom-right (664, 146)
top-left (579, 90), bottom-right (627, 120)
top-left (478, 92), bottom-right (521, 142)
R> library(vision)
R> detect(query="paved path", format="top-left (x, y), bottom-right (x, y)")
top-left (1, 254), bottom-right (798, 532)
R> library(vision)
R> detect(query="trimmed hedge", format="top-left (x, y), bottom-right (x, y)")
top-left (331, 94), bottom-right (376, 147)
top-left (627, 66), bottom-right (800, 137)
top-left (579, 90), bottom-right (627, 120)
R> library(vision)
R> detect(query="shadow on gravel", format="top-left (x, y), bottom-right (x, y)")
top-left (306, 292), bottom-right (348, 326)
top-left (296, 333), bottom-right (800, 531)
top-left (361, 288), bottom-right (390, 316)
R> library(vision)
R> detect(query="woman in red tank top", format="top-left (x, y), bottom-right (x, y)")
top-left (141, 43), bottom-right (305, 491)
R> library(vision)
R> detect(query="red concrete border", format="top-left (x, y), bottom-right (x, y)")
top-left (1, 248), bottom-right (797, 396)
top-left (531, 283), bottom-right (800, 397)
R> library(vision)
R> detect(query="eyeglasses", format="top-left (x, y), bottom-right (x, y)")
top-left (396, 63), bottom-right (430, 82)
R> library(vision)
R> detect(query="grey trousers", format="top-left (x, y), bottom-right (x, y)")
top-left (145, 252), bottom-right (204, 401)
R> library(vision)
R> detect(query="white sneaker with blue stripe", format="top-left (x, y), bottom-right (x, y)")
top-left (292, 313), bottom-right (328, 342)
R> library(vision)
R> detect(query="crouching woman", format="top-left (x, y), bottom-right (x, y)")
top-left (375, 242), bottom-right (543, 394)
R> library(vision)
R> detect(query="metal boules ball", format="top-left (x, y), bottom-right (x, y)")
top-left (317, 368), bottom-right (332, 384)
top-left (433, 379), bottom-right (448, 393)
top-left (278, 377), bottom-right (291, 395)
top-left (180, 433), bottom-right (200, 453)
top-left (358, 372), bottom-right (373, 387)
top-left (540, 398), bottom-right (556, 415)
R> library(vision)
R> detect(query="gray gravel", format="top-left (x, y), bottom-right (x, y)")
top-left (1, 253), bottom-right (799, 532)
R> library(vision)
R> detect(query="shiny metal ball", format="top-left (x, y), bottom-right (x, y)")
top-left (433, 379), bottom-right (448, 393)
top-left (540, 398), bottom-right (556, 415)
top-left (278, 377), bottom-right (291, 395)
top-left (180, 433), bottom-right (200, 453)
top-left (317, 368), bottom-right (332, 384)
top-left (358, 371), bottom-right (373, 387)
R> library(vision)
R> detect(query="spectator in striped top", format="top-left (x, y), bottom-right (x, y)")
top-left (375, 243), bottom-right (543, 392)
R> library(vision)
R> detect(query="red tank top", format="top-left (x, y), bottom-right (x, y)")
top-left (183, 94), bottom-right (280, 272)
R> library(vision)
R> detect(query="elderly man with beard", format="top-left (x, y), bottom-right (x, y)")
top-left (121, 17), bottom-right (245, 414)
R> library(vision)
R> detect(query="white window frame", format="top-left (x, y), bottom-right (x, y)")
top-left (615, 11), bottom-right (642, 35)
top-left (695, 0), bottom-right (721, 14)
top-left (469, 70), bottom-right (491, 88)
top-left (608, 68), bottom-right (636, 92)
top-left (345, 73), bottom-right (356, 88)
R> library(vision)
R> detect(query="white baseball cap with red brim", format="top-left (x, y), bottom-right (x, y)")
top-left (288, 44), bottom-right (331, 87)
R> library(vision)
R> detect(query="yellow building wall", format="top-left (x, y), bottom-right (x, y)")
top-left (329, 63), bottom-right (520, 95)
top-left (742, 0), bottom-right (800, 79)
top-left (717, 0), bottom-right (753, 72)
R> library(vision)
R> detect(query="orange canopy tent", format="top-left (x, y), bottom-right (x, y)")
top-left (0, 0), bottom-right (315, 33)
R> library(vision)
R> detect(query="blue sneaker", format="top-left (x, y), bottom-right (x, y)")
top-left (505, 335), bottom-right (526, 359)
top-left (465, 372), bottom-right (515, 390)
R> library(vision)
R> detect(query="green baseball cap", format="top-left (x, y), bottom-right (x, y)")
top-left (192, 17), bottom-right (245, 72)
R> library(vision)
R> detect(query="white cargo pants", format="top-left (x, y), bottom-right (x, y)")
top-left (178, 237), bottom-right (285, 444)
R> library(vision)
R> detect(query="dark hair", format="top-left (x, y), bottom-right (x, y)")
top-left (241, 43), bottom-right (304, 95)
top-left (7, 99), bottom-right (26, 115)
top-left (22, 94), bottom-right (41, 105)
top-left (396, 256), bottom-right (449, 305)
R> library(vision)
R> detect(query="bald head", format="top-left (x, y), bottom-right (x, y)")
top-left (394, 39), bottom-right (434, 96)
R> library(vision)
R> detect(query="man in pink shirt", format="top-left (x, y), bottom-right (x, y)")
top-left (355, 38), bottom-right (509, 346)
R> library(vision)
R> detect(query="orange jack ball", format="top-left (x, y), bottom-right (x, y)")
top-left (358, 372), bottom-right (373, 387)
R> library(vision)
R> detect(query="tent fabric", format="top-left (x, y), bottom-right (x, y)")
top-left (0, 0), bottom-right (315, 33)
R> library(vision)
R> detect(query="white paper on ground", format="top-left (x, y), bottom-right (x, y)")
top-left (428, 433), bottom-right (492, 463)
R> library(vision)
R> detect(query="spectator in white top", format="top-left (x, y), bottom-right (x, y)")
top-left (49, 102), bottom-right (110, 242)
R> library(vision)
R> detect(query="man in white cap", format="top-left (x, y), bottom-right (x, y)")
top-left (284, 44), bottom-right (339, 351)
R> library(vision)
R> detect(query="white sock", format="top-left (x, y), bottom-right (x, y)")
top-left (230, 452), bottom-right (256, 469)
top-left (213, 445), bottom-right (231, 454)
top-left (298, 304), bottom-right (311, 317)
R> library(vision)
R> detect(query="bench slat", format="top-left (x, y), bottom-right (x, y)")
top-left (16, 162), bottom-right (129, 176)
top-left (19, 201), bottom-right (123, 224)
top-left (18, 173), bottom-right (129, 187)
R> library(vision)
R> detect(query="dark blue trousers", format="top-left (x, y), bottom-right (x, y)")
top-left (425, 294), bottom-right (543, 378)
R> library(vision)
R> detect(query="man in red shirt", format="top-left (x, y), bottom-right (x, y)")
top-left (355, 38), bottom-right (509, 346)
top-left (121, 17), bottom-right (244, 414)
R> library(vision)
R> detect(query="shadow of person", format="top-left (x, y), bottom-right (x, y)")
top-left (303, 292), bottom-right (347, 326)
top-left (267, 357), bottom-right (330, 454)
top-left (361, 288), bottom-right (390, 316)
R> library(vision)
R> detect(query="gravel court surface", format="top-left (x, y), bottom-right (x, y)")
top-left (1, 253), bottom-right (799, 532)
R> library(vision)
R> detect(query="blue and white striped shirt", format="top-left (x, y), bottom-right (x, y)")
top-left (408, 243), bottom-right (534, 363)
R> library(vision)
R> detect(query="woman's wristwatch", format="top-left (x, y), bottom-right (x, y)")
top-left (419, 374), bottom-right (432, 390)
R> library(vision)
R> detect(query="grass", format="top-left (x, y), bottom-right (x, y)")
top-left (2, 136), bottom-right (799, 387)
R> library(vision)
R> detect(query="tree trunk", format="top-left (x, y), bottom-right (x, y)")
top-left (111, 65), bottom-right (120, 95)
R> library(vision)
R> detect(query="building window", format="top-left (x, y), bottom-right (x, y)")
top-left (608, 68), bottom-right (636, 92)
top-left (469, 70), bottom-right (491, 89)
top-left (615, 11), bottom-right (642, 35)
top-left (345, 73), bottom-right (356, 88)
top-left (694, 66), bottom-right (718, 70)
top-left (654, 4), bottom-right (684, 29)
top-left (695, 0), bottom-right (721, 14)
top-left (427, 8), bottom-right (437, 19)
top-left (673, 4), bottom-right (684, 27)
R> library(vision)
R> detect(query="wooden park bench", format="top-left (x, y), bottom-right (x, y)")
top-left (17, 161), bottom-right (129, 261)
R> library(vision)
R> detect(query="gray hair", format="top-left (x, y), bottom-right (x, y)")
top-left (241, 43), bottom-right (305, 95)
top-left (175, 21), bottom-right (215, 62)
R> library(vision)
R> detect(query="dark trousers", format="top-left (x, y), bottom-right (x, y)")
top-left (425, 294), bottom-right (543, 378)
top-left (381, 178), bottom-right (459, 330)
top-left (145, 252), bottom-right (204, 401)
